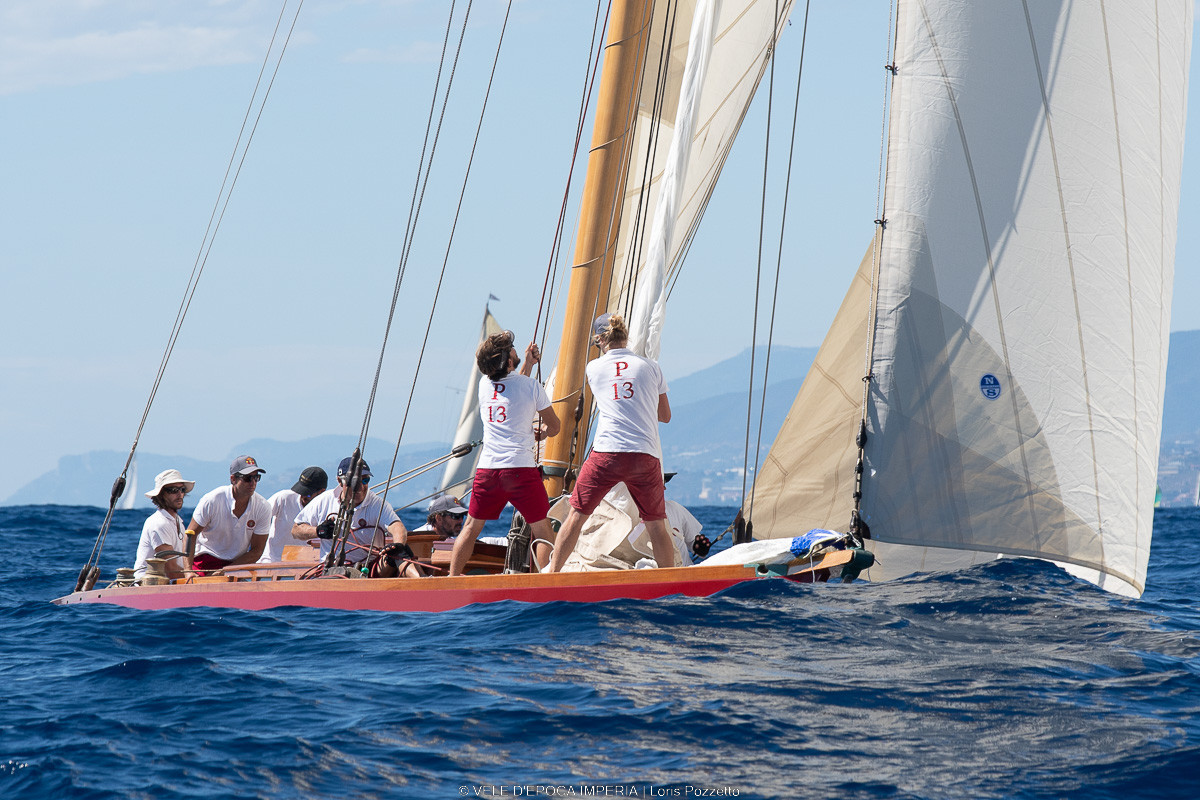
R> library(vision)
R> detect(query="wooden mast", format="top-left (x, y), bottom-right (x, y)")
top-left (542, 0), bottom-right (655, 498)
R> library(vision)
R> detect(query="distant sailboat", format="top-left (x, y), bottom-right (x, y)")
top-left (438, 305), bottom-right (503, 497)
top-left (117, 457), bottom-right (137, 510)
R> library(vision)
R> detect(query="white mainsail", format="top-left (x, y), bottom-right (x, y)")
top-left (753, 0), bottom-right (1192, 598)
top-left (607, 0), bottom-right (795, 351)
top-left (439, 307), bottom-right (504, 496)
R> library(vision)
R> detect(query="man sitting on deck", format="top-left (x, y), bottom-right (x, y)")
top-left (134, 468), bottom-right (196, 580)
top-left (413, 495), bottom-right (468, 540)
top-left (291, 457), bottom-right (418, 575)
top-left (449, 331), bottom-right (560, 576)
top-left (187, 456), bottom-right (272, 573)
top-left (258, 465), bottom-right (328, 563)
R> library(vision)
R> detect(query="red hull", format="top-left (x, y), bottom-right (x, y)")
top-left (52, 553), bottom-right (852, 613)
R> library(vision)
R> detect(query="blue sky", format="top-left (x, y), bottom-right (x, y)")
top-left (3, 0), bottom-right (1199, 499)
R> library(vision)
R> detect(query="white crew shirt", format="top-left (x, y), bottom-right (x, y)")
top-left (294, 487), bottom-right (399, 563)
top-left (191, 485), bottom-right (272, 561)
top-left (259, 489), bottom-right (315, 563)
top-left (133, 507), bottom-right (187, 578)
top-left (476, 372), bottom-right (553, 469)
top-left (586, 347), bottom-right (669, 457)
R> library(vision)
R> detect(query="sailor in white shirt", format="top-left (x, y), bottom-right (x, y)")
top-left (133, 468), bottom-right (196, 580)
top-left (258, 466), bottom-right (328, 563)
top-left (292, 456), bottom-right (410, 566)
top-left (449, 331), bottom-right (561, 576)
top-left (187, 455), bottom-right (272, 573)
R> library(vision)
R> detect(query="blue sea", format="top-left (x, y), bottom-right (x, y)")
top-left (1, 504), bottom-right (1197, 799)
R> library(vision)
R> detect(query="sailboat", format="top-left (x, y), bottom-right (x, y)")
top-left (55, 0), bottom-right (1191, 610)
top-left (750, 1), bottom-right (1191, 599)
top-left (437, 305), bottom-right (505, 498)
top-left (116, 456), bottom-right (137, 511)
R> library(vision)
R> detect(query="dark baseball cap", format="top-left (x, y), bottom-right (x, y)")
top-left (337, 456), bottom-right (372, 479)
top-left (292, 466), bottom-right (328, 495)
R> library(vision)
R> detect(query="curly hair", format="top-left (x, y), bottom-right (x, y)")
top-left (595, 313), bottom-right (628, 348)
top-left (476, 330), bottom-right (515, 381)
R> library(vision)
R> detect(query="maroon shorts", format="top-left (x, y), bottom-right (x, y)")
top-left (192, 552), bottom-right (231, 574)
top-left (468, 467), bottom-right (551, 523)
top-left (570, 451), bottom-right (666, 521)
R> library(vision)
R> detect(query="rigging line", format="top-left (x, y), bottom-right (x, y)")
top-left (862, 0), bottom-right (899, 406)
top-left (580, 0), bottom-right (655, 367)
top-left (78, 0), bottom-right (303, 585)
top-left (376, 0), bottom-right (513, 517)
top-left (850, 0), bottom-right (900, 536)
top-left (357, 0), bottom-right (472, 454)
top-left (558, 0), bottom-right (655, 481)
top-left (739, 0), bottom-right (780, 508)
top-left (616, 0), bottom-right (680, 324)
top-left (127, 0), bottom-right (302, 477)
top-left (580, 0), bottom-right (656, 374)
top-left (531, 0), bottom-right (610, 466)
top-left (534, 0), bottom-right (610, 349)
top-left (748, 0), bottom-right (812, 518)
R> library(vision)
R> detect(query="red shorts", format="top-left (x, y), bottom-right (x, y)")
top-left (192, 552), bottom-right (231, 574)
top-left (570, 451), bottom-right (666, 521)
top-left (468, 467), bottom-right (551, 523)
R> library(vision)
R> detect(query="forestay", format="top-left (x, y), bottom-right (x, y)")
top-left (753, 0), bottom-right (1192, 598)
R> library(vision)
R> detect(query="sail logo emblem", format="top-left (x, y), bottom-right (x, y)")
top-left (980, 374), bottom-right (1002, 400)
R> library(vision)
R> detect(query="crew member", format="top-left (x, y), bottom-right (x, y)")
top-left (133, 468), bottom-right (196, 580)
top-left (413, 495), bottom-right (468, 540)
top-left (259, 465), bottom-right (328, 563)
top-left (548, 313), bottom-right (674, 572)
top-left (449, 331), bottom-right (560, 576)
top-left (188, 456), bottom-right (272, 572)
top-left (292, 457), bottom-right (412, 570)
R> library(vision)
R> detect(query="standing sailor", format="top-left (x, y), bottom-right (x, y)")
top-left (449, 331), bottom-right (560, 576)
top-left (548, 313), bottom-right (674, 572)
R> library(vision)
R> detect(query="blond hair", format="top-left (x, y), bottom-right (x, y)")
top-left (596, 314), bottom-right (628, 348)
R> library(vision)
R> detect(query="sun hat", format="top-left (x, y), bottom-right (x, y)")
top-left (144, 468), bottom-right (196, 500)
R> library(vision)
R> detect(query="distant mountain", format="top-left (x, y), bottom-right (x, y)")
top-left (3, 436), bottom-right (451, 509)
top-left (12, 335), bottom-right (1200, 508)
top-left (668, 345), bottom-right (818, 405)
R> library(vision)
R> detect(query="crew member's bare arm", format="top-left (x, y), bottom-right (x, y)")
top-left (536, 405), bottom-right (561, 440)
top-left (387, 519), bottom-right (408, 545)
top-left (657, 393), bottom-right (672, 423)
top-left (228, 533), bottom-right (268, 565)
top-left (292, 521), bottom-right (317, 540)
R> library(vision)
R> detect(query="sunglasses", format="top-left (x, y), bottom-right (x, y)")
top-left (443, 512), bottom-right (466, 520)
top-left (162, 485), bottom-right (188, 495)
top-left (238, 473), bottom-right (261, 483)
